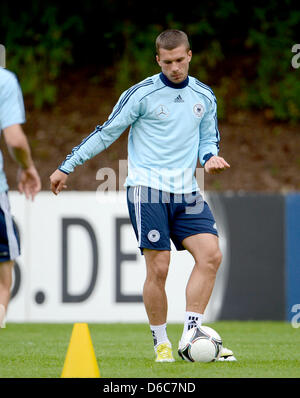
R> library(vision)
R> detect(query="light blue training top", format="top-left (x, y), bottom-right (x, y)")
top-left (59, 73), bottom-right (220, 193)
top-left (0, 67), bottom-right (26, 192)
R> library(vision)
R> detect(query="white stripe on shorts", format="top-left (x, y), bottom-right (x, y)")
top-left (134, 186), bottom-right (142, 246)
top-left (0, 192), bottom-right (19, 260)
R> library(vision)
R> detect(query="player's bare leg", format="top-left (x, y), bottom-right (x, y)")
top-left (178, 233), bottom-right (236, 361)
top-left (182, 233), bottom-right (222, 315)
top-left (143, 249), bottom-right (170, 325)
top-left (0, 260), bottom-right (14, 328)
top-left (143, 249), bottom-right (174, 362)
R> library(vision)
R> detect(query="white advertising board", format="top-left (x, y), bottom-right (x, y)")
top-left (7, 191), bottom-right (229, 323)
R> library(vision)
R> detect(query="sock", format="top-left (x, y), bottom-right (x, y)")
top-left (181, 311), bottom-right (203, 341)
top-left (0, 304), bottom-right (6, 328)
top-left (150, 323), bottom-right (170, 348)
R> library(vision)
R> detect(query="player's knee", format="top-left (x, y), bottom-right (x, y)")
top-left (197, 248), bottom-right (222, 274)
top-left (0, 279), bottom-right (11, 295)
top-left (145, 252), bottom-right (169, 284)
top-left (208, 248), bottom-right (222, 270)
top-left (151, 261), bottom-right (169, 283)
top-left (213, 248), bottom-right (222, 268)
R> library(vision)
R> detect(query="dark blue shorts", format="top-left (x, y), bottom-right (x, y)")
top-left (0, 192), bottom-right (20, 262)
top-left (127, 186), bottom-right (218, 254)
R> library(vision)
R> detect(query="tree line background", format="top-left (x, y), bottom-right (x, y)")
top-left (1, 0), bottom-right (300, 122)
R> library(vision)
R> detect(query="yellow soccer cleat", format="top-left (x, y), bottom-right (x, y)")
top-left (217, 346), bottom-right (237, 361)
top-left (155, 342), bottom-right (175, 363)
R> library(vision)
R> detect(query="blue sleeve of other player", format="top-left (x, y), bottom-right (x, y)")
top-left (59, 85), bottom-right (143, 174)
top-left (0, 72), bottom-right (25, 130)
top-left (198, 97), bottom-right (220, 166)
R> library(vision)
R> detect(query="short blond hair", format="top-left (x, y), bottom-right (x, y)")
top-left (156, 29), bottom-right (190, 54)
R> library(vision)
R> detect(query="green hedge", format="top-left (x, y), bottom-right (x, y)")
top-left (1, 1), bottom-right (299, 122)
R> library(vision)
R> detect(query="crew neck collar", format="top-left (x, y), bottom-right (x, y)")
top-left (159, 72), bottom-right (189, 89)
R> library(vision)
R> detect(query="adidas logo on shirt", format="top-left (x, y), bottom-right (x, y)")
top-left (174, 95), bottom-right (184, 103)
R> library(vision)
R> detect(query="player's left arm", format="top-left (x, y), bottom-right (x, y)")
top-left (204, 154), bottom-right (230, 174)
top-left (198, 96), bottom-right (230, 174)
top-left (0, 71), bottom-right (41, 199)
top-left (3, 124), bottom-right (41, 200)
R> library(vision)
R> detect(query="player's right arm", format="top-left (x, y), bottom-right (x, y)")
top-left (3, 124), bottom-right (41, 200)
top-left (0, 70), bottom-right (41, 200)
top-left (50, 169), bottom-right (68, 195)
top-left (49, 79), bottom-right (150, 195)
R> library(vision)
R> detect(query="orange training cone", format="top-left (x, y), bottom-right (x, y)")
top-left (61, 323), bottom-right (100, 378)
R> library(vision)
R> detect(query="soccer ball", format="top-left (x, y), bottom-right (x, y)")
top-left (180, 325), bottom-right (222, 362)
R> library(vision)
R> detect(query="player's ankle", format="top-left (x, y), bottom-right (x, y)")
top-left (150, 323), bottom-right (170, 347)
top-left (0, 304), bottom-right (6, 328)
top-left (181, 311), bottom-right (203, 340)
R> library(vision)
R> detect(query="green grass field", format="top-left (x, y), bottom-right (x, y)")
top-left (0, 321), bottom-right (299, 378)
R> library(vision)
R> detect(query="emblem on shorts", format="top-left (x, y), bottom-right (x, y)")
top-left (147, 230), bottom-right (160, 243)
top-left (193, 103), bottom-right (204, 117)
top-left (155, 105), bottom-right (169, 119)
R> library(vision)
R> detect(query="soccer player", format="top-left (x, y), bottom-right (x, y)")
top-left (0, 67), bottom-right (41, 328)
top-left (50, 30), bottom-right (235, 362)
